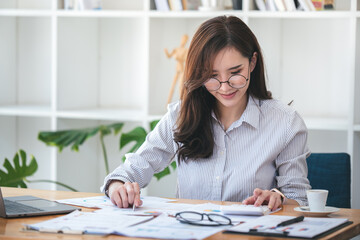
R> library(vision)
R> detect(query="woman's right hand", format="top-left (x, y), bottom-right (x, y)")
top-left (108, 181), bottom-right (143, 208)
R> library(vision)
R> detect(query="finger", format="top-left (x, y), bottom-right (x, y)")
top-left (253, 188), bottom-right (263, 197)
top-left (112, 190), bottom-right (123, 208)
top-left (254, 192), bottom-right (268, 207)
top-left (267, 194), bottom-right (277, 210)
top-left (118, 185), bottom-right (129, 208)
top-left (124, 182), bottom-right (135, 206)
top-left (242, 196), bottom-right (255, 205)
top-left (133, 182), bottom-right (142, 207)
top-left (273, 198), bottom-right (282, 211)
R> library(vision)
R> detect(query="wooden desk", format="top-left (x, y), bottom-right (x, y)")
top-left (1, 187), bottom-right (360, 240)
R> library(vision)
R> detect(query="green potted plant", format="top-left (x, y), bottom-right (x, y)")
top-left (38, 120), bottom-right (176, 180)
top-left (0, 149), bottom-right (77, 191)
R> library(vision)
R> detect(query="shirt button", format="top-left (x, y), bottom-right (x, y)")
top-left (216, 176), bottom-right (220, 180)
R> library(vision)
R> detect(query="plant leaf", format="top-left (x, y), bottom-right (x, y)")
top-left (38, 123), bottom-right (123, 152)
top-left (120, 126), bottom-right (147, 150)
top-left (154, 167), bottom-right (170, 180)
top-left (0, 149), bottom-right (38, 188)
top-left (109, 123), bottom-right (124, 135)
top-left (170, 161), bottom-right (177, 170)
top-left (150, 120), bottom-right (160, 131)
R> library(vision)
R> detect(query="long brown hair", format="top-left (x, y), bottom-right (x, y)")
top-left (174, 16), bottom-right (271, 162)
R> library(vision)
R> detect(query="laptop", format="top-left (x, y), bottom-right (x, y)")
top-left (0, 188), bottom-right (79, 218)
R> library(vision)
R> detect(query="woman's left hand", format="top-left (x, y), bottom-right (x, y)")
top-left (242, 188), bottom-right (283, 211)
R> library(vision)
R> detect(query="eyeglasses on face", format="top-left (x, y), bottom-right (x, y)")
top-left (175, 211), bottom-right (232, 226)
top-left (204, 74), bottom-right (249, 91)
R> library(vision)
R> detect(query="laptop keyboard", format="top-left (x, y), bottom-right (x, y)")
top-left (4, 199), bottom-right (44, 214)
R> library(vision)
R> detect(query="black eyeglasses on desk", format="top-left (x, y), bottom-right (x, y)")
top-left (175, 211), bottom-right (233, 226)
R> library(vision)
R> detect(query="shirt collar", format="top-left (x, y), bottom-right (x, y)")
top-left (211, 95), bottom-right (261, 131)
top-left (242, 95), bottom-right (261, 129)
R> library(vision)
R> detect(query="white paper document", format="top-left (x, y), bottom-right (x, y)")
top-left (56, 195), bottom-right (175, 209)
top-left (26, 210), bottom-right (154, 235)
top-left (120, 214), bottom-right (228, 240)
top-left (183, 203), bottom-right (260, 224)
top-left (95, 201), bottom-right (194, 217)
top-left (56, 195), bottom-right (114, 208)
top-left (225, 215), bottom-right (349, 238)
top-left (29, 195), bottom-right (349, 240)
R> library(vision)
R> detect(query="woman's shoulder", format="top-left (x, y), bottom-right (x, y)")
top-left (164, 100), bottom-right (181, 122)
top-left (259, 98), bottom-right (299, 117)
top-left (258, 98), bottom-right (307, 130)
top-left (167, 100), bottom-right (181, 112)
top-left (167, 100), bottom-right (181, 116)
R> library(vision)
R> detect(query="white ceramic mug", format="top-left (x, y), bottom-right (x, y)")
top-left (306, 189), bottom-right (328, 212)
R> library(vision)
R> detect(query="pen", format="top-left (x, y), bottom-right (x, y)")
top-left (277, 216), bottom-right (304, 227)
top-left (133, 189), bottom-right (141, 211)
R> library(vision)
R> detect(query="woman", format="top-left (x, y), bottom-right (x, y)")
top-left (101, 16), bottom-right (310, 211)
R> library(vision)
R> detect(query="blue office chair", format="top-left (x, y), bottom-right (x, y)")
top-left (306, 153), bottom-right (351, 208)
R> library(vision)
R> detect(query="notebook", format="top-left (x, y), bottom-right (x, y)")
top-left (0, 188), bottom-right (79, 218)
top-left (224, 215), bottom-right (351, 239)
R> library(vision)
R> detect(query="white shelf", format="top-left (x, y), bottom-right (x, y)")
top-left (354, 125), bottom-right (360, 131)
top-left (0, 105), bottom-right (51, 117)
top-left (247, 10), bottom-right (354, 18)
top-left (56, 109), bottom-right (145, 121)
top-left (56, 10), bottom-right (144, 18)
top-left (0, 9), bottom-right (52, 16)
top-left (304, 118), bottom-right (349, 131)
top-left (149, 10), bottom-right (243, 18)
top-left (0, 9), bottom-right (354, 18)
top-left (148, 10), bottom-right (354, 19)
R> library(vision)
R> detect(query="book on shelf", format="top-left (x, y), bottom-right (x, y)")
top-left (254, 0), bottom-right (266, 11)
top-left (185, 0), bottom-right (201, 10)
top-left (255, 0), bottom-right (327, 11)
top-left (265, 0), bottom-right (277, 11)
top-left (64, 0), bottom-right (76, 10)
top-left (182, 0), bottom-right (188, 10)
top-left (64, 0), bottom-right (102, 10)
top-left (323, 0), bottom-right (334, 9)
top-left (154, 0), bottom-right (170, 11)
top-left (296, 0), bottom-right (315, 11)
top-left (284, 0), bottom-right (296, 10)
top-left (311, 0), bottom-right (323, 10)
top-left (168, 0), bottom-right (184, 10)
top-left (274, 0), bottom-right (286, 11)
top-left (306, 0), bottom-right (316, 10)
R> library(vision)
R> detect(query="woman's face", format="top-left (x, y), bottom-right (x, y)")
top-left (204, 47), bottom-right (252, 112)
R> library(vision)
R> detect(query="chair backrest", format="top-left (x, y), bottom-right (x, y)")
top-left (306, 153), bottom-right (351, 208)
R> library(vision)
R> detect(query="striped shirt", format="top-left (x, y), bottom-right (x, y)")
top-left (101, 96), bottom-right (311, 206)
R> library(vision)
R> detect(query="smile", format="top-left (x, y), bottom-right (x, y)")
top-left (220, 91), bottom-right (237, 99)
